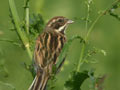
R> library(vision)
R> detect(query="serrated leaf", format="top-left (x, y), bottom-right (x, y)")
top-left (64, 71), bottom-right (89, 90)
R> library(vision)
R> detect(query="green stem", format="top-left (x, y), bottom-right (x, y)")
top-left (85, 2), bottom-right (90, 32)
top-left (76, 0), bottom-right (120, 72)
top-left (76, 15), bottom-right (102, 72)
top-left (85, 14), bottom-right (102, 41)
top-left (0, 38), bottom-right (22, 47)
top-left (9, 0), bottom-right (32, 60)
top-left (0, 81), bottom-right (15, 90)
top-left (24, 0), bottom-right (30, 34)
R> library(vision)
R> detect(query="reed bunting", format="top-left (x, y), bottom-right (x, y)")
top-left (29, 16), bottom-right (74, 90)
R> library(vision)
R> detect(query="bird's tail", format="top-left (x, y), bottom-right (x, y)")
top-left (28, 70), bottom-right (49, 90)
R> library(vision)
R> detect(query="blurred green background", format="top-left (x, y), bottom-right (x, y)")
top-left (0, 0), bottom-right (120, 90)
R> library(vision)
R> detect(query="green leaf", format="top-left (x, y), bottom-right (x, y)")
top-left (64, 71), bottom-right (89, 90)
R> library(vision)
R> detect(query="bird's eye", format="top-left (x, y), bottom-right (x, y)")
top-left (58, 19), bottom-right (64, 22)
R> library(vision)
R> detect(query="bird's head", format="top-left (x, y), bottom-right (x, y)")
top-left (45, 16), bottom-right (74, 34)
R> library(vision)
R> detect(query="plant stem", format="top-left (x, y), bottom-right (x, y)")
top-left (85, 1), bottom-right (90, 32)
top-left (9, 0), bottom-right (32, 60)
top-left (24, 0), bottom-right (30, 34)
top-left (76, 0), bottom-right (120, 72)
top-left (0, 38), bottom-right (22, 47)
top-left (85, 14), bottom-right (102, 41)
top-left (77, 15), bottom-right (102, 72)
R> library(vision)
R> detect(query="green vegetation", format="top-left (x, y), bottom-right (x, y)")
top-left (0, 0), bottom-right (120, 90)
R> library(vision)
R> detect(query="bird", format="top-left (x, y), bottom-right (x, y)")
top-left (28, 16), bottom-right (74, 90)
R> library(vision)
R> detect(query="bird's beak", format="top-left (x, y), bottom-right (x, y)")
top-left (67, 19), bottom-right (74, 24)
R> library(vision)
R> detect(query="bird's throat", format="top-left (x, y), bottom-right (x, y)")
top-left (57, 24), bottom-right (68, 34)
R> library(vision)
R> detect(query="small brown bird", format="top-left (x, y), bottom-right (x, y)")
top-left (29, 16), bottom-right (74, 90)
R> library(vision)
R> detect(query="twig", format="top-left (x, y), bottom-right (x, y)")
top-left (24, 0), bottom-right (30, 34)
top-left (76, 0), bottom-right (120, 72)
top-left (0, 38), bottom-right (22, 47)
top-left (9, 0), bottom-right (32, 59)
top-left (56, 35), bottom-right (85, 69)
top-left (85, 0), bottom-right (91, 32)
top-left (0, 81), bottom-right (15, 90)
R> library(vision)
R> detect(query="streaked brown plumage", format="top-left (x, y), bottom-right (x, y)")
top-left (29, 16), bottom-right (74, 90)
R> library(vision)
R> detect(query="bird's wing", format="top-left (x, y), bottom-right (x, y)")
top-left (34, 30), bottom-right (66, 69)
